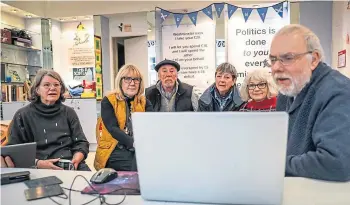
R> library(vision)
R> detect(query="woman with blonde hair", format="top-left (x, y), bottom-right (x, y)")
top-left (239, 69), bottom-right (278, 112)
top-left (94, 64), bottom-right (153, 171)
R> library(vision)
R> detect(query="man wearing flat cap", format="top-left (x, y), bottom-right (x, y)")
top-left (145, 59), bottom-right (198, 111)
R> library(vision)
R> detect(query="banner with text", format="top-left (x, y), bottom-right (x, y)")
top-left (228, 2), bottom-right (289, 89)
top-left (162, 22), bottom-right (216, 95)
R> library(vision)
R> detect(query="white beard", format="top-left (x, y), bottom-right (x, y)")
top-left (274, 71), bottom-right (311, 97)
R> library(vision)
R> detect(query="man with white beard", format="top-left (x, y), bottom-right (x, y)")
top-left (269, 24), bottom-right (350, 182)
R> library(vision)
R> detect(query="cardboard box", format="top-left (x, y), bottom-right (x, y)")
top-left (1, 29), bottom-right (12, 44)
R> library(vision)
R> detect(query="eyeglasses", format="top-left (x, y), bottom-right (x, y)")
top-left (122, 77), bottom-right (141, 84)
top-left (267, 51), bottom-right (313, 67)
top-left (247, 82), bottom-right (267, 90)
top-left (41, 83), bottom-right (61, 90)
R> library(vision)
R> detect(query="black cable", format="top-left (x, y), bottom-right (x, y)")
top-left (68, 175), bottom-right (133, 205)
top-left (48, 174), bottom-right (140, 205)
top-left (48, 193), bottom-right (68, 205)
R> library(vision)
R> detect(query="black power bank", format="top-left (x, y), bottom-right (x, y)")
top-left (1, 171), bottom-right (30, 185)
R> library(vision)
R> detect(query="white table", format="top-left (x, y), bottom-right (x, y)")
top-left (1, 168), bottom-right (350, 205)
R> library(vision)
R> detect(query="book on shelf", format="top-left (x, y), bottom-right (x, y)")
top-left (1, 84), bottom-right (28, 102)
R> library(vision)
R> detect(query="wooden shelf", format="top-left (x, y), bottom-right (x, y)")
top-left (1, 23), bottom-right (41, 35)
top-left (1, 62), bottom-right (42, 68)
top-left (1, 82), bottom-right (25, 85)
top-left (1, 42), bottom-right (41, 52)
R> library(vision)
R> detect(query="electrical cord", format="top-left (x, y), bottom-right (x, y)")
top-left (47, 174), bottom-right (140, 205)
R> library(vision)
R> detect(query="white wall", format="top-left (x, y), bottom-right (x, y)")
top-left (51, 20), bottom-right (62, 71)
top-left (109, 12), bottom-right (148, 37)
top-left (108, 12), bottom-right (148, 89)
top-left (332, 1), bottom-right (350, 77)
top-left (300, 1), bottom-right (333, 65)
top-left (0, 11), bottom-right (25, 29)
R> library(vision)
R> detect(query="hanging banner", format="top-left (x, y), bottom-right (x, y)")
top-left (162, 22), bottom-right (216, 95)
top-left (188, 12), bottom-right (198, 26)
top-left (272, 2), bottom-right (284, 18)
top-left (214, 3), bottom-right (225, 18)
top-left (160, 9), bottom-right (171, 23)
top-left (174, 13), bottom-right (184, 27)
top-left (202, 5), bottom-right (213, 20)
top-left (227, 4), bottom-right (238, 19)
top-left (227, 2), bottom-right (290, 89)
top-left (242, 8), bottom-right (253, 22)
top-left (257, 7), bottom-right (268, 22)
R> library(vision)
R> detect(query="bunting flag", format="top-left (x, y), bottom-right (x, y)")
top-left (214, 3), bottom-right (225, 18)
top-left (157, 1), bottom-right (287, 26)
top-left (160, 9), bottom-right (170, 23)
top-left (188, 12), bottom-right (198, 26)
top-left (257, 7), bottom-right (268, 22)
top-left (174, 13), bottom-right (184, 27)
top-left (242, 8), bottom-right (253, 22)
top-left (202, 5), bottom-right (213, 20)
top-left (273, 2), bottom-right (284, 18)
top-left (227, 4), bottom-right (238, 19)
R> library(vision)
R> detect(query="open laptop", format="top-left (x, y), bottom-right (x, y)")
top-left (132, 112), bottom-right (288, 205)
top-left (1, 142), bottom-right (36, 168)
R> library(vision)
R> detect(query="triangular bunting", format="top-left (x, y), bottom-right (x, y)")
top-left (174, 13), bottom-right (184, 27)
top-left (272, 2), bottom-right (284, 18)
top-left (257, 7), bottom-right (268, 22)
top-left (214, 3), bottom-right (225, 18)
top-left (202, 5), bottom-right (213, 20)
top-left (241, 8), bottom-right (253, 22)
top-left (227, 4), bottom-right (238, 19)
top-left (188, 12), bottom-right (198, 26)
top-left (160, 9), bottom-right (170, 23)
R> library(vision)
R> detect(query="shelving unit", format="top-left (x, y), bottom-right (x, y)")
top-left (1, 22), bottom-right (42, 103)
top-left (1, 42), bottom-right (41, 52)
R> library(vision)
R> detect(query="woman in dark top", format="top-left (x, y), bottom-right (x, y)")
top-left (94, 64), bottom-right (153, 171)
top-left (198, 63), bottom-right (243, 111)
top-left (3, 69), bottom-right (90, 171)
top-left (239, 69), bottom-right (278, 112)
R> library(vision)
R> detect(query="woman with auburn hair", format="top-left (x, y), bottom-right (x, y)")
top-left (239, 69), bottom-right (278, 112)
top-left (94, 64), bottom-right (153, 171)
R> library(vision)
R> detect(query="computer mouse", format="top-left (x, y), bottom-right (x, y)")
top-left (90, 168), bottom-right (118, 184)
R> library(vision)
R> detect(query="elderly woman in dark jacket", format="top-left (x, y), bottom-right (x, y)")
top-left (198, 62), bottom-right (243, 111)
top-left (1, 69), bottom-right (90, 171)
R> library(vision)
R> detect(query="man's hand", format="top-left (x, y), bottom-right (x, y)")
top-left (37, 158), bottom-right (63, 170)
top-left (71, 152), bottom-right (84, 170)
top-left (0, 156), bottom-right (15, 168)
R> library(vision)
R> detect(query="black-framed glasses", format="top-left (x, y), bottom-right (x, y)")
top-left (267, 51), bottom-right (313, 67)
top-left (247, 82), bottom-right (267, 90)
top-left (122, 77), bottom-right (141, 84)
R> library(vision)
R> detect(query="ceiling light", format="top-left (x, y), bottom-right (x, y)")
top-left (11, 9), bottom-right (18, 13)
top-left (26, 15), bottom-right (32, 18)
top-left (72, 17), bottom-right (77, 20)
top-left (148, 28), bottom-right (152, 32)
top-left (84, 16), bottom-right (90, 20)
top-left (59, 18), bottom-right (65, 21)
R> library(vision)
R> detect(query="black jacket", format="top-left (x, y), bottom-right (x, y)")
top-left (8, 101), bottom-right (89, 160)
top-left (198, 84), bottom-right (243, 111)
top-left (145, 80), bottom-right (194, 111)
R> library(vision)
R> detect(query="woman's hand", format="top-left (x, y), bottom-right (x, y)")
top-left (37, 158), bottom-right (63, 170)
top-left (0, 156), bottom-right (15, 168)
top-left (71, 152), bottom-right (84, 170)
